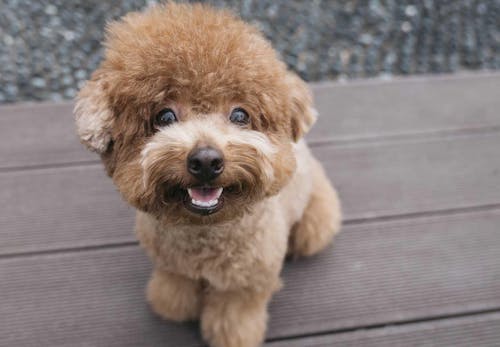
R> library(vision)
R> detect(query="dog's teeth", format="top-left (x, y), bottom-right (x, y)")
top-left (187, 187), bottom-right (223, 208)
top-left (191, 198), bottom-right (218, 208)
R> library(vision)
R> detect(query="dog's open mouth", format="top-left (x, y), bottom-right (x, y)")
top-left (184, 186), bottom-right (224, 215)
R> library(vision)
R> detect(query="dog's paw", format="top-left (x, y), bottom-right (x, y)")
top-left (201, 289), bottom-right (269, 347)
top-left (146, 270), bottom-right (202, 322)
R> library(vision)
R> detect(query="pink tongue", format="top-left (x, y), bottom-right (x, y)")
top-left (190, 188), bottom-right (220, 203)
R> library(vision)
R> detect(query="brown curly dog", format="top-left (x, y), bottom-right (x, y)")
top-left (75, 3), bottom-right (341, 347)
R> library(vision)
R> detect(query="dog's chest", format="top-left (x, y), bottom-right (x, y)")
top-left (140, 219), bottom-right (267, 289)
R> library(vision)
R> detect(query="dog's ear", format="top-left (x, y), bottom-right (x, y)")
top-left (74, 77), bottom-right (114, 154)
top-left (285, 72), bottom-right (317, 142)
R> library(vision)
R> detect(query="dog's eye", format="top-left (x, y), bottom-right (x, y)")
top-left (229, 108), bottom-right (249, 125)
top-left (154, 108), bottom-right (177, 128)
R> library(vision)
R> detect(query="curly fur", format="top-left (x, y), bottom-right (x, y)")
top-left (75, 3), bottom-right (341, 347)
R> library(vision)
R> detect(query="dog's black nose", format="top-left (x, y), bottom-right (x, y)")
top-left (187, 147), bottom-right (224, 182)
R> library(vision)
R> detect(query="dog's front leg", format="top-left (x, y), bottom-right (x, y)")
top-left (146, 269), bottom-right (203, 322)
top-left (201, 285), bottom-right (274, 347)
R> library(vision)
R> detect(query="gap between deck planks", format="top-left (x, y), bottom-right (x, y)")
top-left (264, 311), bottom-right (500, 347)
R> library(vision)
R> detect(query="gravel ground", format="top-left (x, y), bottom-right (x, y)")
top-left (0, 0), bottom-right (499, 104)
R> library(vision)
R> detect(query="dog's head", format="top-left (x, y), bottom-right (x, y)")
top-left (75, 3), bottom-right (316, 224)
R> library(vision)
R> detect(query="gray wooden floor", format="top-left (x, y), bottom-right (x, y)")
top-left (1, 73), bottom-right (500, 347)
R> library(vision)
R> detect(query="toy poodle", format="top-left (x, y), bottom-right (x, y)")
top-left (75, 3), bottom-right (341, 347)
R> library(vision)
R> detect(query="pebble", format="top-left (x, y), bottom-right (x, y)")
top-left (44, 4), bottom-right (58, 15)
top-left (0, 0), bottom-right (498, 104)
top-left (401, 21), bottom-right (413, 33)
top-left (4, 35), bottom-right (15, 46)
top-left (75, 69), bottom-right (87, 80)
top-left (63, 88), bottom-right (77, 98)
top-left (31, 77), bottom-right (47, 88)
top-left (405, 5), bottom-right (418, 17)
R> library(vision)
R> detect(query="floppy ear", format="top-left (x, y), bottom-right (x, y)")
top-left (74, 78), bottom-right (114, 154)
top-left (285, 72), bottom-right (318, 142)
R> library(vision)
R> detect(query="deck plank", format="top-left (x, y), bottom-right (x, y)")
top-left (319, 132), bottom-right (500, 220)
top-left (1, 209), bottom-right (500, 346)
top-left (0, 102), bottom-right (95, 169)
top-left (0, 165), bottom-right (134, 255)
top-left (1, 74), bottom-right (499, 169)
top-left (1, 132), bottom-right (499, 255)
top-left (310, 73), bottom-right (500, 143)
top-left (265, 312), bottom-right (500, 347)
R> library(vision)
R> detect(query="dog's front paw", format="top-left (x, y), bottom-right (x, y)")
top-left (146, 269), bottom-right (202, 322)
top-left (201, 289), bottom-right (269, 347)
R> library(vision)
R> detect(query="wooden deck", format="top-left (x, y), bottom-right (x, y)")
top-left (1, 73), bottom-right (500, 347)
